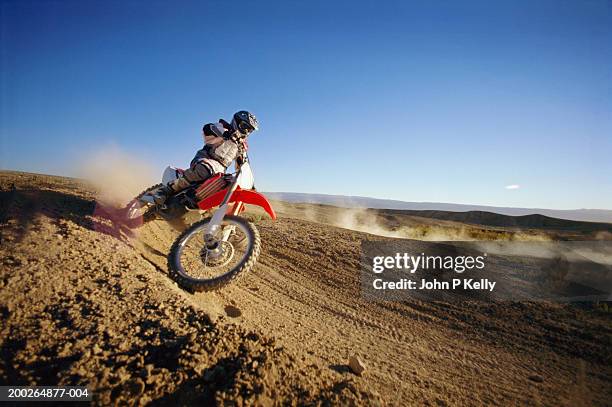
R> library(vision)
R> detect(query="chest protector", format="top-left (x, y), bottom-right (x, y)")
top-left (205, 139), bottom-right (239, 168)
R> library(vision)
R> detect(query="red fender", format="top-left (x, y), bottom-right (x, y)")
top-left (198, 188), bottom-right (277, 220)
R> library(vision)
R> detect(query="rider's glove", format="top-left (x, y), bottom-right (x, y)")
top-left (236, 154), bottom-right (245, 166)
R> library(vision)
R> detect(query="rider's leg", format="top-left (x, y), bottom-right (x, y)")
top-left (180, 161), bottom-right (213, 186)
top-left (149, 162), bottom-right (213, 205)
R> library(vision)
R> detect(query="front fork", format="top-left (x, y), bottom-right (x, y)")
top-left (204, 175), bottom-right (243, 249)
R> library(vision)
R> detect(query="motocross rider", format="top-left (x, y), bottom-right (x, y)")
top-left (148, 110), bottom-right (259, 205)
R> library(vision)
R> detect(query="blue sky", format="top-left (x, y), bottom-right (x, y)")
top-left (1, 0), bottom-right (611, 209)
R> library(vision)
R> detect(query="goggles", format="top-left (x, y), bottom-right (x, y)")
top-left (238, 121), bottom-right (255, 134)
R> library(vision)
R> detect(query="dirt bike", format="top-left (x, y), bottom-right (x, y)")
top-left (123, 154), bottom-right (276, 292)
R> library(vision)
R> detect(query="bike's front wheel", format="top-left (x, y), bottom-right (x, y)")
top-left (168, 215), bottom-right (261, 292)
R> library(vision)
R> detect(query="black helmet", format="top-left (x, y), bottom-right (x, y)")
top-left (231, 110), bottom-right (259, 135)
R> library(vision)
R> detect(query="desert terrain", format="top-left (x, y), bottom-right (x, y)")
top-left (1, 170), bottom-right (611, 406)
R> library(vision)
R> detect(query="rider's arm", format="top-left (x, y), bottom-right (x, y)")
top-left (236, 152), bottom-right (245, 168)
top-left (202, 123), bottom-right (226, 147)
top-left (235, 139), bottom-right (248, 167)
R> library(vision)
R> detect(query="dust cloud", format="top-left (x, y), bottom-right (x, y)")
top-left (75, 145), bottom-right (158, 205)
top-left (272, 202), bottom-right (550, 242)
top-left (328, 207), bottom-right (549, 242)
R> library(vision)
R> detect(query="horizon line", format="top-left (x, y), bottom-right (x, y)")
top-left (264, 191), bottom-right (612, 212)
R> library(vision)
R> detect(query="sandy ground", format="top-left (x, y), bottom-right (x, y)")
top-left (1, 170), bottom-right (611, 406)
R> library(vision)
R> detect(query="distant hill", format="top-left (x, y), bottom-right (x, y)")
top-left (379, 209), bottom-right (612, 232)
top-left (265, 192), bottom-right (612, 224)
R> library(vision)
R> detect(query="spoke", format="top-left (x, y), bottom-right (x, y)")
top-left (178, 219), bottom-right (250, 281)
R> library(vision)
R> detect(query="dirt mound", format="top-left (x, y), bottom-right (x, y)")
top-left (1, 171), bottom-right (611, 405)
top-left (0, 172), bottom-right (378, 405)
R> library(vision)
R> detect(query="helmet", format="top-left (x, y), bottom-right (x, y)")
top-left (231, 110), bottom-right (259, 135)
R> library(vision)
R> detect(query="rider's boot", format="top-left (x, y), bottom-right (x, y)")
top-left (148, 184), bottom-right (173, 205)
top-left (148, 176), bottom-right (192, 205)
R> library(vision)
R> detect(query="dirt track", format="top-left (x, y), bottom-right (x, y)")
top-left (1, 171), bottom-right (611, 406)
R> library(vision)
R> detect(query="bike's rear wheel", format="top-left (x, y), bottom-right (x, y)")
top-left (168, 215), bottom-right (260, 292)
top-left (123, 184), bottom-right (161, 228)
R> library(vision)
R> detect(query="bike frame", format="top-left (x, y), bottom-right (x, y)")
top-left (200, 158), bottom-right (276, 245)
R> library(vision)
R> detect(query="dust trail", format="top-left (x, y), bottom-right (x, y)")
top-left (334, 207), bottom-right (401, 238)
top-left (270, 200), bottom-right (551, 241)
top-left (74, 144), bottom-right (158, 206)
top-left (330, 207), bottom-right (550, 242)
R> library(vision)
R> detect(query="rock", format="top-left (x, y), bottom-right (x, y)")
top-left (435, 397), bottom-right (449, 406)
top-left (348, 355), bottom-right (366, 376)
top-left (224, 305), bottom-right (242, 318)
top-left (528, 374), bottom-right (544, 383)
